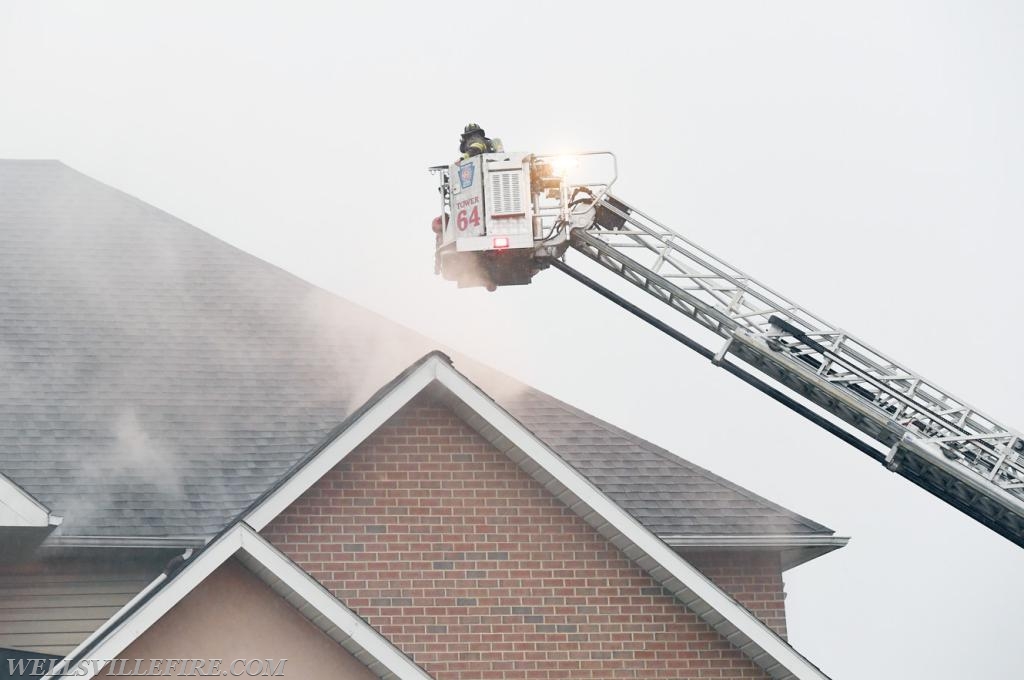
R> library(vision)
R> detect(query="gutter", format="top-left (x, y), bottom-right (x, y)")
top-left (42, 535), bottom-right (207, 549)
top-left (662, 534), bottom-right (850, 548)
top-left (663, 534), bottom-right (850, 571)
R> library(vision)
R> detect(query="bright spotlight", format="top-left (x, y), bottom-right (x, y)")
top-left (550, 155), bottom-right (579, 176)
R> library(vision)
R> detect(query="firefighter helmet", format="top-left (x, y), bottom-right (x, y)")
top-left (460, 123), bottom-right (488, 154)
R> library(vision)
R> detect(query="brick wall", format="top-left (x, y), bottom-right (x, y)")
top-left (684, 551), bottom-right (787, 640)
top-left (263, 397), bottom-right (782, 679)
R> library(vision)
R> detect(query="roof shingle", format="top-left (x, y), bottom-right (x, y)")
top-left (0, 159), bottom-right (832, 540)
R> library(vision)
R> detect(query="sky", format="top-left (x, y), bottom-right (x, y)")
top-left (2, 2), bottom-right (1023, 678)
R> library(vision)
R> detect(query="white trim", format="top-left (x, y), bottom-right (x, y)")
top-left (0, 471), bottom-right (58, 528)
top-left (47, 523), bottom-right (432, 680)
top-left (661, 534), bottom-right (849, 549)
top-left (42, 535), bottom-right (206, 549)
top-left (665, 533), bottom-right (849, 572)
top-left (239, 355), bottom-right (830, 680)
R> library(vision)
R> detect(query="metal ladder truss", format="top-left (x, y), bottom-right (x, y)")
top-left (567, 194), bottom-right (1024, 545)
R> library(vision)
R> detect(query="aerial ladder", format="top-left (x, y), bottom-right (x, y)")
top-left (429, 150), bottom-right (1024, 548)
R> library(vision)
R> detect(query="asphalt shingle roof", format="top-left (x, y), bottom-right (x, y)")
top-left (0, 159), bottom-right (832, 540)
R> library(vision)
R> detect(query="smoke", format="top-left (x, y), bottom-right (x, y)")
top-left (0, 160), bottom-right (535, 543)
top-left (111, 409), bottom-right (182, 494)
top-left (297, 283), bottom-right (532, 413)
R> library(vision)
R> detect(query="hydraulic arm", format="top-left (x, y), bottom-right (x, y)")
top-left (431, 151), bottom-right (1024, 546)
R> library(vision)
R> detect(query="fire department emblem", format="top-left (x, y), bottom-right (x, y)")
top-left (458, 163), bottom-right (475, 189)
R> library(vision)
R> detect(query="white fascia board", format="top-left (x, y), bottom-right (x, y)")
top-left (42, 535), bottom-right (206, 549)
top-left (663, 535), bottom-right (850, 572)
top-left (0, 471), bottom-right (56, 527)
top-left (245, 358), bottom-right (440, 531)
top-left (49, 523), bottom-right (431, 680)
top-left (662, 534), bottom-right (850, 549)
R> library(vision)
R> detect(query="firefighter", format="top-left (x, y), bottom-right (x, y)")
top-left (459, 123), bottom-right (503, 158)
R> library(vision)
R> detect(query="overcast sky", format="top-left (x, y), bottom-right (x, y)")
top-left (3, 2), bottom-right (1023, 678)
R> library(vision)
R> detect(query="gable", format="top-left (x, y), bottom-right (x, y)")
top-left (244, 354), bottom-right (829, 680)
top-left (262, 396), bottom-right (771, 680)
top-left (96, 559), bottom-right (378, 680)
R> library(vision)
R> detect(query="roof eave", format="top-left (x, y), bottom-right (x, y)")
top-left (0, 472), bottom-right (63, 559)
top-left (40, 535), bottom-right (208, 550)
top-left (0, 471), bottom-right (60, 529)
top-left (663, 534), bottom-right (850, 571)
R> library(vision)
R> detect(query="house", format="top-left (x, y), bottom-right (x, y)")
top-left (0, 160), bottom-right (845, 679)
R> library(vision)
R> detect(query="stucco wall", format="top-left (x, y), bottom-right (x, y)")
top-left (99, 558), bottom-right (380, 680)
